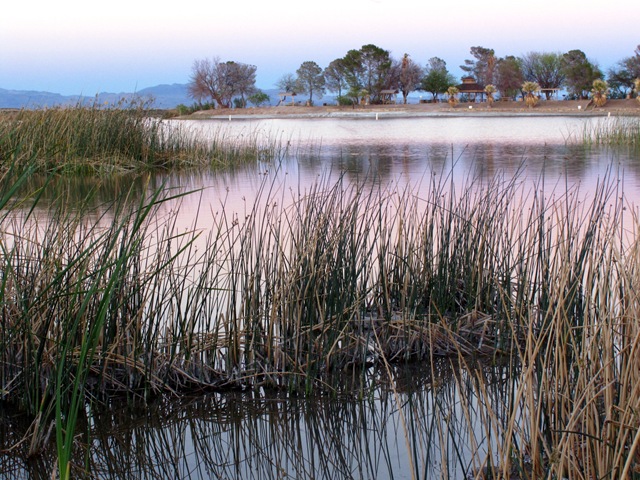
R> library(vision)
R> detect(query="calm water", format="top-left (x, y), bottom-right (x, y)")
top-left (164, 115), bottom-right (640, 232)
top-left (3, 116), bottom-right (639, 479)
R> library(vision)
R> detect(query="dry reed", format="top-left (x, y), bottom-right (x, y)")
top-left (1, 159), bottom-right (640, 476)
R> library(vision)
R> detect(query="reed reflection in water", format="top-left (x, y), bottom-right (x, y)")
top-left (2, 358), bottom-right (522, 479)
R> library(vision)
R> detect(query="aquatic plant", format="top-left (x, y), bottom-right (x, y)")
top-left (2, 145), bottom-right (640, 476)
top-left (0, 99), bottom-right (284, 175)
top-left (578, 116), bottom-right (640, 147)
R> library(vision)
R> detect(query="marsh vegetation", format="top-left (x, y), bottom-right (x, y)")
top-left (1, 109), bottom-right (640, 478)
top-left (0, 102), bottom-right (285, 175)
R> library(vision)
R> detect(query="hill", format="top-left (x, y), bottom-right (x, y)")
top-left (0, 84), bottom-right (192, 109)
top-left (0, 85), bottom-right (341, 110)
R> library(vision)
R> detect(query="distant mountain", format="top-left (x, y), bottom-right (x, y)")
top-left (0, 88), bottom-right (79, 108)
top-left (129, 84), bottom-right (192, 109)
top-left (0, 83), bottom-right (192, 110)
top-left (0, 84), bottom-right (345, 110)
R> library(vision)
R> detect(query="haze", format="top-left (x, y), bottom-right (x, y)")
top-left (2, 0), bottom-right (637, 95)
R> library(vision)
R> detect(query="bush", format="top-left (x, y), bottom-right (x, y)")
top-left (176, 102), bottom-right (216, 115)
top-left (336, 95), bottom-right (354, 106)
top-left (247, 91), bottom-right (270, 107)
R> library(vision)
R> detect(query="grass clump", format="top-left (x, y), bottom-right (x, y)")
top-left (0, 99), bottom-right (284, 175)
top-left (579, 116), bottom-right (640, 147)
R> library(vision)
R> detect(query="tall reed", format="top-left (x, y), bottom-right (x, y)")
top-left (2, 151), bottom-right (640, 476)
top-left (579, 116), bottom-right (640, 147)
top-left (0, 99), bottom-right (285, 175)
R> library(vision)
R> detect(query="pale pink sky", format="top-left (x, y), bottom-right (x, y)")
top-left (1, 0), bottom-right (637, 95)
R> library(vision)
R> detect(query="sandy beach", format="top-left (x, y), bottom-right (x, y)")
top-left (188, 98), bottom-right (640, 120)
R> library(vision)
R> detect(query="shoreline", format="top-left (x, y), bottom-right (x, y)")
top-left (187, 99), bottom-right (640, 120)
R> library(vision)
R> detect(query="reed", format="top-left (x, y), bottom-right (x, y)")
top-left (579, 116), bottom-right (640, 147)
top-left (2, 149), bottom-right (640, 476)
top-left (0, 99), bottom-right (285, 175)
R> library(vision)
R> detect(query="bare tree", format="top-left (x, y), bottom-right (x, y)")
top-left (390, 53), bottom-right (423, 104)
top-left (276, 73), bottom-right (298, 93)
top-left (188, 57), bottom-right (257, 108)
top-left (520, 52), bottom-right (565, 99)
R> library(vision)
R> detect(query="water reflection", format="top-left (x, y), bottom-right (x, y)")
top-left (17, 116), bottom-right (640, 213)
top-left (1, 359), bottom-right (522, 479)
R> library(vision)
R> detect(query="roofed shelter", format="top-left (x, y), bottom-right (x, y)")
top-left (380, 89), bottom-right (399, 104)
top-left (457, 76), bottom-right (485, 102)
top-left (540, 88), bottom-right (560, 100)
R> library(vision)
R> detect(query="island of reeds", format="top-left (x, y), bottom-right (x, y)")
top-left (0, 100), bottom-right (284, 175)
top-left (1, 104), bottom-right (640, 478)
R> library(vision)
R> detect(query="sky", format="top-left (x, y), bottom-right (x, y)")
top-left (1, 0), bottom-right (638, 96)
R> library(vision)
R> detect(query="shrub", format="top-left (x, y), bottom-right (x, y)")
top-left (522, 81), bottom-right (540, 108)
top-left (591, 79), bottom-right (609, 107)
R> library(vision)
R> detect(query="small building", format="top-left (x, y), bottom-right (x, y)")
top-left (277, 92), bottom-right (297, 106)
top-left (540, 88), bottom-right (560, 100)
top-left (380, 89), bottom-right (399, 104)
top-left (457, 76), bottom-right (485, 102)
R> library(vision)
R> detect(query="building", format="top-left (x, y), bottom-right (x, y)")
top-left (457, 76), bottom-right (485, 102)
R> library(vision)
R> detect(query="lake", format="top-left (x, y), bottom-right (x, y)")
top-left (2, 114), bottom-right (639, 479)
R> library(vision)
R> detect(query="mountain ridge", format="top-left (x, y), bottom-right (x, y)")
top-left (0, 84), bottom-right (293, 109)
top-left (0, 83), bottom-right (191, 109)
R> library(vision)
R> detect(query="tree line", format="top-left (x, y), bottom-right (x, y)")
top-left (186, 44), bottom-right (640, 108)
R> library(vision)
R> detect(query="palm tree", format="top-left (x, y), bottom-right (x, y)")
top-left (522, 81), bottom-right (540, 108)
top-left (447, 86), bottom-right (459, 108)
top-left (484, 84), bottom-right (497, 107)
top-left (591, 79), bottom-right (609, 107)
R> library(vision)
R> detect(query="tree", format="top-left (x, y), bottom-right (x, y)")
top-left (341, 44), bottom-right (393, 103)
top-left (626, 45), bottom-right (640, 79)
top-left (608, 45), bottom-right (640, 97)
top-left (561, 50), bottom-right (602, 99)
top-left (232, 62), bottom-right (258, 107)
top-left (324, 58), bottom-right (348, 98)
top-left (188, 57), bottom-right (257, 108)
top-left (296, 61), bottom-right (325, 106)
top-left (421, 57), bottom-right (456, 101)
top-left (520, 52), bottom-right (565, 99)
top-left (247, 90), bottom-right (270, 107)
top-left (276, 73), bottom-right (298, 93)
top-left (388, 54), bottom-right (423, 104)
top-left (460, 46), bottom-right (497, 86)
top-left (495, 56), bottom-right (524, 100)
top-left (607, 64), bottom-right (636, 98)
